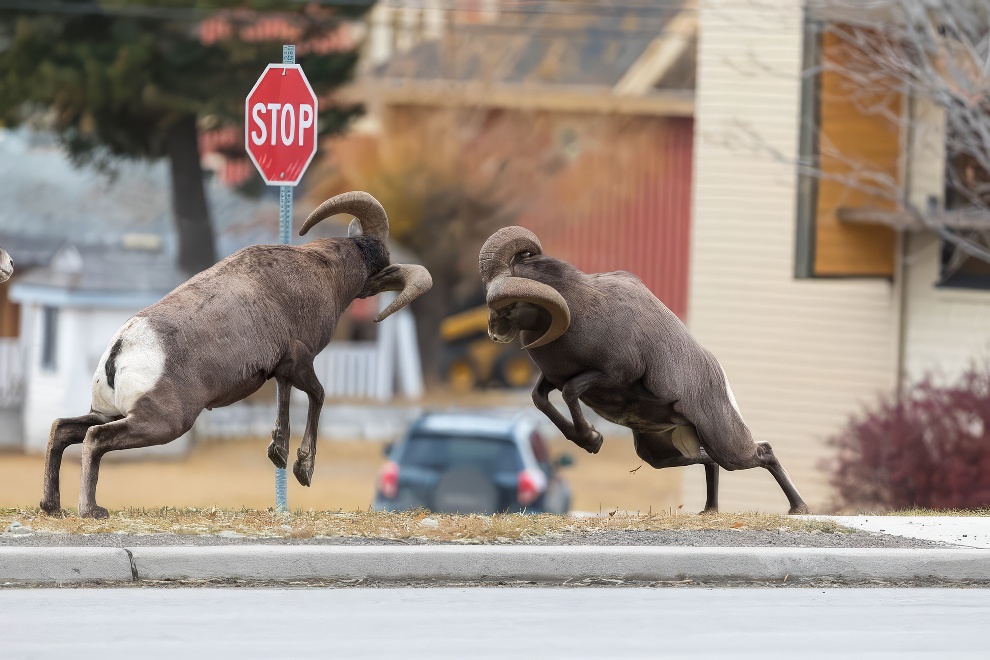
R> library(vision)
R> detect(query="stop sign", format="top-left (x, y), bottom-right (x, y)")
top-left (244, 64), bottom-right (318, 186)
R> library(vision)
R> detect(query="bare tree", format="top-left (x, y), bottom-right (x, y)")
top-left (308, 105), bottom-right (569, 385)
top-left (806, 0), bottom-right (990, 266)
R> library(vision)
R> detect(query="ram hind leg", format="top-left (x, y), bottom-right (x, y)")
top-left (41, 413), bottom-right (115, 516)
top-left (633, 431), bottom-right (718, 514)
top-left (694, 416), bottom-right (810, 515)
top-left (756, 442), bottom-right (810, 515)
top-left (78, 409), bottom-right (191, 519)
top-left (267, 377), bottom-right (291, 469)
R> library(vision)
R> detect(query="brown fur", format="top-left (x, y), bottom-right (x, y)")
top-left (485, 235), bottom-right (810, 515)
top-left (41, 237), bottom-right (409, 518)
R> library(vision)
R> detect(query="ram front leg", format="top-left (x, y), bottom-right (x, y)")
top-left (531, 373), bottom-right (603, 454)
top-left (289, 355), bottom-right (324, 487)
top-left (267, 377), bottom-right (291, 469)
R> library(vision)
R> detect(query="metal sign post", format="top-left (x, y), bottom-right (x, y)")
top-left (245, 43), bottom-right (318, 513)
top-left (274, 44), bottom-right (295, 513)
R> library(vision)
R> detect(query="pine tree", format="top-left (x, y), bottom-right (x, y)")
top-left (0, 1), bottom-right (367, 274)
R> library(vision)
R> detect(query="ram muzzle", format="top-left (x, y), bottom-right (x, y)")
top-left (300, 191), bottom-right (432, 322)
top-left (479, 226), bottom-right (570, 350)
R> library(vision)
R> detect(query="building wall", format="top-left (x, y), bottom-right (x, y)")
top-left (688, 0), bottom-right (899, 512)
top-left (902, 233), bottom-right (990, 383)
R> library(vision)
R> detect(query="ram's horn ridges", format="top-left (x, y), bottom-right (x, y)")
top-left (299, 191), bottom-right (389, 243)
top-left (486, 275), bottom-right (570, 349)
top-left (361, 264), bottom-right (433, 323)
top-left (479, 226), bottom-right (542, 285)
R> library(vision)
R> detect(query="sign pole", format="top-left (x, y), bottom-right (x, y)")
top-left (274, 44), bottom-right (295, 514)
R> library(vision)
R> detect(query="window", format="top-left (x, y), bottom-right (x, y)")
top-left (938, 160), bottom-right (990, 289)
top-left (41, 306), bottom-right (58, 371)
top-left (401, 435), bottom-right (522, 473)
top-left (794, 20), bottom-right (898, 278)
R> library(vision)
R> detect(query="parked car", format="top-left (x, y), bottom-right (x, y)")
top-left (372, 412), bottom-right (573, 514)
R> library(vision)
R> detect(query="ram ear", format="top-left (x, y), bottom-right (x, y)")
top-left (347, 218), bottom-right (363, 238)
top-left (486, 276), bottom-right (570, 349)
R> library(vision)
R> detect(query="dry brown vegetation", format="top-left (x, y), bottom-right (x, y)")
top-left (0, 507), bottom-right (841, 542)
top-left (0, 436), bottom-right (687, 513)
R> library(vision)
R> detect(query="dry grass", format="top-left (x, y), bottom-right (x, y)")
top-left (0, 436), bottom-right (685, 513)
top-left (0, 507), bottom-right (842, 542)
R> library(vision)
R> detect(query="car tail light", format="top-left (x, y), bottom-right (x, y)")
top-left (378, 461), bottom-right (399, 499)
top-left (517, 468), bottom-right (546, 507)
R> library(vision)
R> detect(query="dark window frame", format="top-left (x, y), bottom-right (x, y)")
top-left (794, 18), bottom-right (823, 279)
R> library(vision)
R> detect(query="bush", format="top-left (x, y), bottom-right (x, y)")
top-left (826, 364), bottom-right (990, 511)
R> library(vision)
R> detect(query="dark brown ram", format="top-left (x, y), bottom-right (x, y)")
top-left (480, 226), bottom-right (809, 514)
top-left (42, 191), bottom-right (432, 518)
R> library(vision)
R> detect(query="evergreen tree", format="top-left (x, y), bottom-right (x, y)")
top-left (0, 0), bottom-right (367, 274)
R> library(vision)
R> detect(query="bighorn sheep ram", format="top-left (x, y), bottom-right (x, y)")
top-left (0, 247), bottom-right (12, 283)
top-left (41, 192), bottom-right (431, 518)
top-left (480, 226), bottom-right (809, 514)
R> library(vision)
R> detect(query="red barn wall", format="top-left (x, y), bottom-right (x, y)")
top-left (518, 117), bottom-right (693, 319)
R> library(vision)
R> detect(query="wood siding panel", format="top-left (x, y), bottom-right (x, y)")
top-left (813, 30), bottom-right (898, 276)
top-left (690, 0), bottom-right (898, 512)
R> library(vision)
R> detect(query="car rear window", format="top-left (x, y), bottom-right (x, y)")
top-left (400, 435), bottom-right (522, 473)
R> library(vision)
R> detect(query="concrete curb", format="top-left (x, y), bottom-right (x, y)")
top-left (0, 547), bottom-right (134, 584)
top-left (3, 546), bottom-right (990, 584)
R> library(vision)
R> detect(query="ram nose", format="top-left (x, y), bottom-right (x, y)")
top-left (487, 308), bottom-right (517, 344)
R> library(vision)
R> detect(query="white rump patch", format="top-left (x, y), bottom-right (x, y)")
top-left (719, 363), bottom-right (743, 420)
top-left (92, 317), bottom-right (166, 416)
top-left (671, 425), bottom-right (702, 459)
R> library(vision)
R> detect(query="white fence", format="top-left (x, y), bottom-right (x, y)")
top-left (0, 339), bottom-right (24, 407)
top-left (313, 342), bottom-right (380, 399)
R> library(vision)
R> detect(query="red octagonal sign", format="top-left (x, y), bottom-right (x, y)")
top-left (245, 64), bottom-right (318, 186)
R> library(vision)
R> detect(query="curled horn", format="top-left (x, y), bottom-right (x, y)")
top-left (479, 226), bottom-right (542, 285)
top-left (299, 191), bottom-right (389, 243)
top-left (481, 226), bottom-right (570, 349)
top-left (361, 264), bottom-right (433, 323)
top-left (301, 191), bottom-right (432, 322)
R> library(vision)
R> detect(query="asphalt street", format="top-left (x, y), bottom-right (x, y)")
top-left (2, 587), bottom-right (988, 659)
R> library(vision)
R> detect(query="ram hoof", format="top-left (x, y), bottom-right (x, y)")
top-left (39, 500), bottom-right (65, 517)
top-left (293, 457), bottom-right (314, 487)
top-left (79, 505), bottom-right (110, 519)
top-left (579, 430), bottom-right (603, 454)
top-left (267, 440), bottom-right (288, 469)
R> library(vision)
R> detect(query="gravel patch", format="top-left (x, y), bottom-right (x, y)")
top-left (0, 528), bottom-right (955, 549)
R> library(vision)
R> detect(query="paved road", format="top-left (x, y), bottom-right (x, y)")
top-left (2, 588), bottom-right (988, 658)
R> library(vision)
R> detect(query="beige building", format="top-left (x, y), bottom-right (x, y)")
top-left (687, 0), bottom-right (990, 513)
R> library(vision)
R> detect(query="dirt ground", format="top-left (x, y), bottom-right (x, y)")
top-left (0, 435), bottom-right (683, 514)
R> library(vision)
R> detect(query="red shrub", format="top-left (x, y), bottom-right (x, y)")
top-left (825, 365), bottom-right (990, 511)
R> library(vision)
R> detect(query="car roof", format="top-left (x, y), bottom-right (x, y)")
top-left (412, 411), bottom-right (532, 438)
